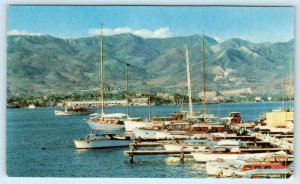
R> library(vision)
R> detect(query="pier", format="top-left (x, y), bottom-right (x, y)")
top-left (252, 132), bottom-right (294, 151)
top-left (130, 142), bottom-right (164, 147)
top-left (124, 149), bottom-right (190, 163)
top-left (132, 136), bottom-right (258, 142)
top-left (124, 147), bottom-right (292, 163)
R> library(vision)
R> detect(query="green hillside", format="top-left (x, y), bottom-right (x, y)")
top-left (7, 34), bottom-right (294, 96)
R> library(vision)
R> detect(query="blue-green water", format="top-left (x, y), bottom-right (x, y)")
top-left (6, 102), bottom-right (290, 177)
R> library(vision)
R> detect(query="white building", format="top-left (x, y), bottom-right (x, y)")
top-left (220, 88), bottom-right (253, 96)
top-left (255, 97), bottom-right (262, 102)
top-left (66, 100), bottom-right (127, 107)
top-left (198, 91), bottom-right (217, 99)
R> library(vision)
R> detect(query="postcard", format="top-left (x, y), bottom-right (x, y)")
top-left (6, 5), bottom-right (294, 179)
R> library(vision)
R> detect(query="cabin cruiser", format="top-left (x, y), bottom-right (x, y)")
top-left (206, 153), bottom-right (289, 177)
top-left (163, 139), bottom-right (239, 152)
top-left (55, 106), bottom-right (95, 116)
top-left (74, 132), bottom-right (130, 149)
top-left (191, 147), bottom-right (287, 162)
top-left (243, 169), bottom-right (293, 178)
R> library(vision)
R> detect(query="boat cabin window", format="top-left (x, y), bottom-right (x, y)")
top-left (265, 166), bottom-right (271, 169)
top-left (255, 166), bottom-right (261, 169)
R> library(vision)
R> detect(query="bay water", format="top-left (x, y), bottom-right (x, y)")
top-left (6, 102), bottom-right (289, 177)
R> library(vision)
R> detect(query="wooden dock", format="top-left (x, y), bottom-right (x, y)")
top-left (274, 135), bottom-right (294, 138)
top-left (124, 150), bottom-right (190, 163)
top-left (252, 132), bottom-right (294, 151)
top-left (133, 136), bottom-right (258, 142)
top-left (124, 147), bottom-right (291, 163)
top-left (130, 142), bottom-right (164, 147)
top-left (124, 150), bottom-right (191, 155)
top-left (239, 148), bottom-right (291, 153)
top-left (129, 141), bottom-right (270, 148)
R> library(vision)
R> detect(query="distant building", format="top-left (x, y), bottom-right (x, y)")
top-left (267, 97), bottom-right (272, 101)
top-left (66, 100), bottom-right (127, 107)
top-left (157, 93), bottom-right (175, 100)
top-left (130, 97), bottom-right (149, 106)
top-left (255, 97), bottom-right (262, 102)
top-left (56, 103), bottom-right (64, 107)
top-left (220, 88), bottom-right (253, 96)
top-left (198, 91), bottom-right (217, 99)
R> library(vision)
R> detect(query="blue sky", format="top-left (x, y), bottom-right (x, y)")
top-left (7, 6), bottom-right (294, 43)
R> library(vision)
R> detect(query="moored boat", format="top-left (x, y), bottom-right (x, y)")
top-left (191, 147), bottom-right (287, 162)
top-left (86, 113), bottom-right (129, 131)
top-left (55, 106), bottom-right (95, 116)
top-left (85, 24), bottom-right (132, 131)
top-left (132, 128), bottom-right (159, 139)
top-left (206, 154), bottom-right (288, 177)
top-left (243, 169), bottom-right (292, 178)
top-left (155, 123), bottom-right (235, 140)
top-left (163, 139), bottom-right (239, 152)
top-left (74, 132), bottom-right (130, 149)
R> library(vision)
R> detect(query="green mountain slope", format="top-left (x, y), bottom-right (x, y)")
top-left (7, 34), bottom-right (294, 96)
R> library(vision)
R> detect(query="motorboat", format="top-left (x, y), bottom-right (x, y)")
top-left (55, 106), bottom-right (95, 116)
top-left (191, 147), bottom-right (287, 162)
top-left (243, 169), bottom-right (292, 178)
top-left (163, 139), bottom-right (239, 152)
top-left (206, 154), bottom-right (288, 177)
top-left (74, 132), bottom-right (130, 149)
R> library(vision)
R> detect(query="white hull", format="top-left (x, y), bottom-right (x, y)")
top-left (156, 131), bottom-right (190, 139)
top-left (156, 131), bottom-right (237, 140)
top-left (74, 139), bottom-right (129, 149)
top-left (156, 131), bottom-right (208, 140)
top-left (192, 152), bottom-right (241, 162)
top-left (132, 129), bottom-right (157, 139)
top-left (55, 110), bottom-right (93, 116)
top-left (87, 122), bottom-right (125, 131)
top-left (209, 132), bottom-right (237, 138)
top-left (124, 120), bottom-right (151, 132)
top-left (192, 151), bottom-right (285, 163)
top-left (206, 160), bottom-right (244, 177)
top-left (163, 144), bottom-right (210, 152)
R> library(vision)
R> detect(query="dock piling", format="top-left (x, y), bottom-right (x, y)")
top-left (130, 154), bottom-right (134, 163)
top-left (180, 149), bottom-right (184, 162)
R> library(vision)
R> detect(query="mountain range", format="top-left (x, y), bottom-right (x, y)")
top-left (7, 34), bottom-right (294, 96)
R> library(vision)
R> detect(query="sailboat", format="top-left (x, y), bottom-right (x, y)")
top-left (129, 68), bottom-right (183, 137)
top-left (155, 34), bottom-right (230, 140)
top-left (85, 24), bottom-right (130, 131)
top-left (188, 33), bottom-right (219, 122)
top-left (73, 24), bottom-right (131, 149)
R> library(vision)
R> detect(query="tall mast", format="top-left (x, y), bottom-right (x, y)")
top-left (289, 58), bottom-right (293, 109)
top-left (201, 32), bottom-right (207, 114)
top-left (100, 23), bottom-right (104, 115)
top-left (185, 44), bottom-right (193, 117)
top-left (125, 64), bottom-right (129, 115)
top-left (148, 68), bottom-right (151, 119)
top-left (283, 77), bottom-right (286, 110)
